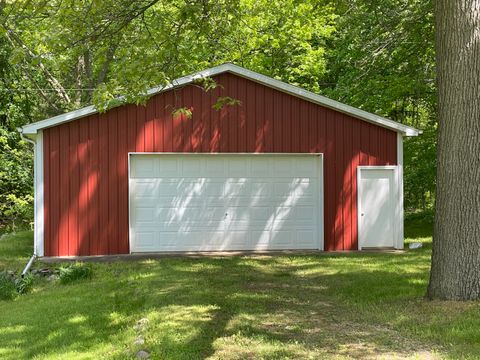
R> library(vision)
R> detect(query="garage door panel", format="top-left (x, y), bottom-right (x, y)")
top-left (130, 154), bottom-right (322, 252)
top-left (133, 208), bottom-right (226, 228)
top-left (297, 230), bottom-right (316, 247)
top-left (295, 158), bottom-right (317, 177)
top-left (250, 158), bottom-right (271, 176)
top-left (205, 158), bottom-right (226, 177)
top-left (157, 158), bottom-right (179, 176)
top-left (181, 158), bottom-right (203, 176)
top-left (250, 182), bottom-right (272, 197)
top-left (131, 157), bottom-right (155, 178)
top-left (150, 230), bottom-right (225, 251)
top-left (135, 231), bottom-right (155, 250)
top-left (222, 231), bottom-right (251, 250)
top-left (275, 206), bottom-right (315, 221)
top-left (272, 158), bottom-right (293, 176)
top-left (228, 206), bottom-right (272, 221)
top-left (227, 158), bottom-right (249, 177)
top-left (270, 230), bottom-right (294, 246)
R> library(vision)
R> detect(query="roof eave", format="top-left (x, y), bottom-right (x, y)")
top-left (19, 63), bottom-right (421, 137)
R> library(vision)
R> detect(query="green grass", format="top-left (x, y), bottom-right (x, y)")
top-left (0, 231), bottom-right (33, 270)
top-left (0, 219), bottom-right (479, 359)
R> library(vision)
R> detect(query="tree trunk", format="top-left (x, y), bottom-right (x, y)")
top-left (428, 0), bottom-right (480, 300)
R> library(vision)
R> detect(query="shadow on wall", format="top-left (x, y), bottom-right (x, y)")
top-left (47, 78), bottom-right (328, 256)
top-left (129, 154), bottom-right (321, 252)
top-left (47, 75), bottom-right (396, 256)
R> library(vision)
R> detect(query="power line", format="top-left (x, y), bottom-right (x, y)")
top-left (0, 88), bottom-right (98, 91)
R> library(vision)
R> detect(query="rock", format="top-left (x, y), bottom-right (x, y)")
top-left (409, 242), bottom-right (423, 249)
top-left (134, 317), bottom-right (149, 330)
top-left (136, 350), bottom-right (150, 359)
top-left (133, 337), bottom-right (145, 345)
top-left (47, 274), bottom-right (58, 281)
top-left (39, 268), bottom-right (52, 276)
top-left (137, 318), bottom-right (149, 325)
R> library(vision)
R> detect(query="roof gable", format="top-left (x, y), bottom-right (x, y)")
top-left (19, 63), bottom-right (420, 137)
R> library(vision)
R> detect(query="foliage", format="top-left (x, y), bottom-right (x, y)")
top-left (15, 273), bottom-right (34, 295)
top-left (212, 96), bottom-right (242, 111)
top-left (0, 271), bottom-right (17, 300)
top-left (0, 0), bottom-right (437, 230)
top-left (171, 106), bottom-right (193, 120)
top-left (0, 271), bottom-right (34, 300)
top-left (404, 128), bottom-right (437, 211)
top-left (0, 31), bottom-right (34, 232)
top-left (58, 263), bottom-right (93, 284)
top-left (0, 129), bottom-right (33, 232)
top-left (324, 0), bottom-right (437, 210)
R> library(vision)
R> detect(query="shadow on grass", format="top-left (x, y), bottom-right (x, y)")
top-left (0, 250), bottom-right (448, 359)
top-left (2, 220), bottom-right (479, 359)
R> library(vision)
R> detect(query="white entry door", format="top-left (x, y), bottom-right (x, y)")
top-left (358, 167), bottom-right (398, 249)
top-left (129, 154), bottom-right (323, 252)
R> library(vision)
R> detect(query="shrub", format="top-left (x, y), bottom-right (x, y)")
top-left (0, 271), bottom-right (35, 300)
top-left (0, 272), bottom-right (17, 300)
top-left (59, 263), bottom-right (92, 284)
top-left (15, 273), bottom-right (34, 294)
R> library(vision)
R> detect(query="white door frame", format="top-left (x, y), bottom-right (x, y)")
top-left (128, 152), bottom-right (324, 253)
top-left (357, 166), bottom-right (403, 250)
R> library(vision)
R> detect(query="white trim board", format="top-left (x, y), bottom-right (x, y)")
top-left (357, 166), bottom-right (403, 250)
top-left (34, 130), bottom-right (44, 256)
top-left (127, 152), bottom-right (324, 253)
top-left (397, 134), bottom-right (404, 247)
top-left (19, 63), bottom-right (421, 137)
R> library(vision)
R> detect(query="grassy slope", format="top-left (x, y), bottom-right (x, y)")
top-left (0, 220), bottom-right (479, 359)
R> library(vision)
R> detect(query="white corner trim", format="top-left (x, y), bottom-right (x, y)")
top-left (20, 63), bottom-right (421, 137)
top-left (397, 133), bottom-right (404, 250)
top-left (318, 153), bottom-right (324, 250)
top-left (357, 165), bottom-right (402, 250)
top-left (128, 152), bottom-right (132, 254)
top-left (34, 130), bottom-right (44, 257)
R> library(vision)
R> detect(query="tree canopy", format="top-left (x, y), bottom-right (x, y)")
top-left (0, 0), bottom-right (435, 231)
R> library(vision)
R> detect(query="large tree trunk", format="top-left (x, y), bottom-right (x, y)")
top-left (428, 0), bottom-right (480, 300)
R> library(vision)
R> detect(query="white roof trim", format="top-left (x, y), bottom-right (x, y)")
top-left (19, 63), bottom-right (421, 136)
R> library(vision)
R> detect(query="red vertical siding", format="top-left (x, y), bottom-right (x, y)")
top-left (264, 87), bottom-right (273, 153)
top-left (43, 130), bottom-right (50, 255)
top-left (98, 113), bottom-right (109, 255)
top-left (117, 107), bottom-right (129, 253)
top-left (68, 122), bottom-right (79, 256)
top-left (107, 110), bottom-right (118, 254)
top-left (43, 72), bottom-right (398, 255)
top-left (88, 115), bottom-right (99, 256)
top-left (237, 78), bottom-right (247, 152)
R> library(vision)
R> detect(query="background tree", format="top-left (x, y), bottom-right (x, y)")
top-left (0, 0), bottom-right (437, 232)
top-left (323, 0), bottom-right (437, 212)
top-left (427, 0), bottom-right (480, 300)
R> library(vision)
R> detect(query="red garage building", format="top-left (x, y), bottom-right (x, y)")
top-left (20, 64), bottom-right (420, 257)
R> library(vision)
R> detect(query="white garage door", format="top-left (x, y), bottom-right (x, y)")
top-left (129, 154), bottom-right (323, 252)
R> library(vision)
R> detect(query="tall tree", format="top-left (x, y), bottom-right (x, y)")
top-left (324, 0), bottom-right (437, 212)
top-left (428, 0), bottom-right (480, 300)
top-left (0, 0), bottom-right (336, 231)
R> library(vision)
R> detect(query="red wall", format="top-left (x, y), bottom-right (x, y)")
top-left (43, 72), bottom-right (397, 256)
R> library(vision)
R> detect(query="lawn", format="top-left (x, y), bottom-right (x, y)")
top-left (0, 218), bottom-right (479, 359)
